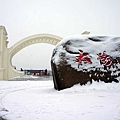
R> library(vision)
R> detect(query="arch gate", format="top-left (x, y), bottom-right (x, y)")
top-left (0, 26), bottom-right (62, 80)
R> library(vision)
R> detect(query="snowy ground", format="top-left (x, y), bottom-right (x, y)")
top-left (0, 76), bottom-right (120, 120)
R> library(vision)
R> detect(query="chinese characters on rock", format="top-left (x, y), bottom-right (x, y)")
top-left (76, 50), bottom-right (119, 68)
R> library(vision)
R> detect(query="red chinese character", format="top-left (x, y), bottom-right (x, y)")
top-left (76, 50), bottom-right (92, 64)
top-left (97, 51), bottom-right (112, 66)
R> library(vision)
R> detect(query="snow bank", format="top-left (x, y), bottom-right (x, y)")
top-left (0, 80), bottom-right (120, 120)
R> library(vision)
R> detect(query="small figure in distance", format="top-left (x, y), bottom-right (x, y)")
top-left (21, 68), bottom-right (23, 71)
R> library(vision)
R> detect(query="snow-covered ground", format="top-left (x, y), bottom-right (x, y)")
top-left (0, 76), bottom-right (120, 120)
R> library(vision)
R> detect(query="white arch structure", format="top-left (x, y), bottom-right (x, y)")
top-left (0, 26), bottom-right (62, 80)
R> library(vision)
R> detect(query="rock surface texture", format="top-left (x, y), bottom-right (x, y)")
top-left (51, 36), bottom-right (120, 90)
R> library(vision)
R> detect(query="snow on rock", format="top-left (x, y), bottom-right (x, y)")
top-left (51, 35), bottom-right (120, 90)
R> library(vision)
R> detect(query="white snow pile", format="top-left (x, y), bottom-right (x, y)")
top-left (0, 79), bottom-right (120, 120)
top-left (52, 35), bottom-right (120, 77)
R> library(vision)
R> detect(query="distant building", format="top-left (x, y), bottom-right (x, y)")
top-left (24, 69), bottom-right (52, 76)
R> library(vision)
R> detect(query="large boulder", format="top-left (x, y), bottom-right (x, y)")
top-left (51, 35), bottom-right (120, 90)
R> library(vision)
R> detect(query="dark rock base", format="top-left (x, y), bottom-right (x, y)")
top-left (51, 60), bottom-right (119, 90)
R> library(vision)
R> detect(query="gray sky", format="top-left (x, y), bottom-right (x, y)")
top-left (0, 0), bottom-right (120, 70)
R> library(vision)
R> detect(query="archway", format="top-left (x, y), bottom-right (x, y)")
top-left (8, 34), bottom-right (62, 79)
top-left (12, 43), bottom-right (55, 70)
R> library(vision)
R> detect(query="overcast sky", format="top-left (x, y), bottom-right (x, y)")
top-left (0, 0), bottom-right (120, 70)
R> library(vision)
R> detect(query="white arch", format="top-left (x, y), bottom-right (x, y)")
top-left (8, 34), bottom-right (62, 79)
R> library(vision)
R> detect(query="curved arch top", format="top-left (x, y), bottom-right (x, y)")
top-left (9, 34), bottom-right (62, 56)
top-left (8, 34), bottom-right (63, 65)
